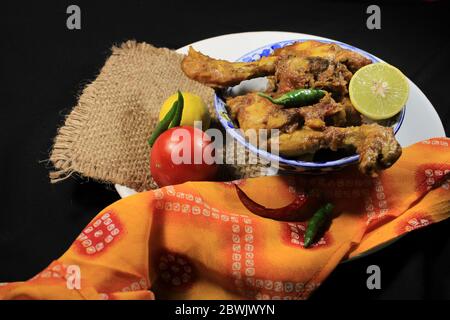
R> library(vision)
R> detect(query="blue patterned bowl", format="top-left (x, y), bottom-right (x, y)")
top-left (214, 39), bottom-right (406, 173)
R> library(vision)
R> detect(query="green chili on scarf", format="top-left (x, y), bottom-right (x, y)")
top-left (304, 203), bottom-right (334, 248)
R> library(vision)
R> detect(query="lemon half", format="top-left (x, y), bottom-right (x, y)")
top-left (349, 63), bottom-right (409, 120)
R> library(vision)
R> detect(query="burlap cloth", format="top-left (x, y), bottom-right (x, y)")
top-left (50, 41), bottom-right (267, 191)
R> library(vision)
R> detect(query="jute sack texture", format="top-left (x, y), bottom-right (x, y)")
top-left (50, 41), bottom-right (267, 191)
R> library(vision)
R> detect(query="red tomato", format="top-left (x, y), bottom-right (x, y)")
top-left (150, 126), bottom-right (218, 187)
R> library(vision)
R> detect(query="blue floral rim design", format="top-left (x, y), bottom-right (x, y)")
top-left (214, 39), bottom-right (406, 169)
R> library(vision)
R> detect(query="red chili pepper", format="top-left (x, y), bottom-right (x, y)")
top-left (235, 185), bottom-right (318, 221)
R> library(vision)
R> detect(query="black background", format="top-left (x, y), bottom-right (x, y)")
top-left (1, 0), bottom-right (449, 299)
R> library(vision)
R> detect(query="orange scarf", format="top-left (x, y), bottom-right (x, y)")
top-left (1, 137), bottom-right (449, 300)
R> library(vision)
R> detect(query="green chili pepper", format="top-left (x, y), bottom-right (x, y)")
top-left (168, 91), bottom-right (184, 129)
top-left (258, 89), bottom-right (326, 107)
top-left (304, 203), bottom-right (334, 248)
top-left (148, 91), bottom-right (185, 146)
top-left (148, 100), bottom-right (178, 147)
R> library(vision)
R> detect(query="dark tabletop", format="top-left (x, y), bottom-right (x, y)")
top-left (1, 0), bottom-right (449, 299)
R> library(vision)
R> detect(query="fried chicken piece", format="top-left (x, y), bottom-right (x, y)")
top-left (181, 41), bottom-right (372, 88)
top-left (273, 40), bottom-right (372, 73)
top-left (181, 47), bottom-right (277, 89)
top-left (226, 93), bottom-right (301, 133)
top-left (298, 94), bottom-right (345, 130)
top-left (273, 124), bottom-right (402, 176)
top-left (339, 96), bottom-right (362, 126)
top-left (275, 56), bottom-right (353, 96)
top-left (227, 93), bottom-right (357, 132)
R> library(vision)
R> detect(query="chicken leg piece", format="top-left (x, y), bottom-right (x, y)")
top-left (181, 47), bottom-right (277, 89)
top-left (273, 124), bottom-right (402, 176)
top-left (181, 41), bottom-right (372, 88)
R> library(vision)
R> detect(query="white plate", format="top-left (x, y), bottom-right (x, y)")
top-left (116, 31), bottom-right (445, 198)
